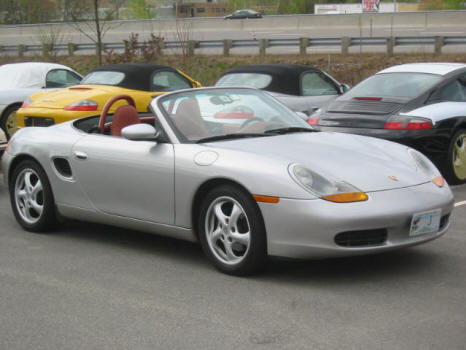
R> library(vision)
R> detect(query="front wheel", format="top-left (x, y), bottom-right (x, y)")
top-left (445, 129), bottom-right (466, 185)
top-left (9, 160), bottom-right (58, 232)
top-left (198, 185), bottom-right (267, 275)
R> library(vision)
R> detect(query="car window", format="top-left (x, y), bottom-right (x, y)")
top-left (301, 72), bottom-right (339, 96)
top-left (437, 78), bottom-right (466, 102)
top-left (45, 69), bottom-right (81, 88)
top-left (159, 89), bottom-right (310, 142)
top-left (345, 73), bottom-right (443, 99)
top-left (152, 71), bottom-right (191, 91)
top-left (216, 73), bottom-right (272, 89)
top-left (81, 71), bottom-right (125, 85)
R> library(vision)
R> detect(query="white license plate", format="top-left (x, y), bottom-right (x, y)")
top-left (410, 209), bottom-right (442, 236)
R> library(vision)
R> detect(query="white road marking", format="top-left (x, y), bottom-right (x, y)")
top-left (454, 200), bottom-right (466, 207)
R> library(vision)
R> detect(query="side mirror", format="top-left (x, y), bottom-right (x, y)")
top-left (122, 123), bottom-right (160, 141)
top-left (340, 84), bottom-right (350, 94)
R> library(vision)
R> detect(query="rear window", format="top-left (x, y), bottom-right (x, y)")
top-left (346, 72), bottom-right (443, 99)
top-left (216, 73), bottom-right (272, 89)
top-left (81, 71), bottom-right (125, 86)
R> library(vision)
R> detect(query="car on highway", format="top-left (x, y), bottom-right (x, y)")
top-left (215, 64), bottom-right (349, 116)
top-left (310, 63), bottom-right (466, 184)
top-left (224, 9), bottom-right (262, 19)
top-left (0, 62), bottom-right (82, 139)
top-left (16, 63), bottom-right (201, 132)
top-left (2, 88), bottom-right (454, 275)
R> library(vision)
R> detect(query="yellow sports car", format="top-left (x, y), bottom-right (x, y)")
top-left (16, 63), bottom-right (201, 129)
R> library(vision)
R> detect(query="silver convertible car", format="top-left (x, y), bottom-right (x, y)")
top-left (2, 88), bottom-right (454, 275)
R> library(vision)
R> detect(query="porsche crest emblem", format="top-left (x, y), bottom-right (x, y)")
top-left (389, 175), bottom-right (399, 181)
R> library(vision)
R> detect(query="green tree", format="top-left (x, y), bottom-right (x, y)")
top-left (125, 0), bottom-right (157, 19)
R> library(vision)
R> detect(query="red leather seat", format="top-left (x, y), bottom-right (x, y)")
top-left (110, 105), bottom-right (140, 136)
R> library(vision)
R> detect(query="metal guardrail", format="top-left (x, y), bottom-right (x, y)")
top-left (3, 36), bottom-right (466, 56)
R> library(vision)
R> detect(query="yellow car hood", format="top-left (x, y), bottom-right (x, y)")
top-left (29, 85), bottom-right (159, 112)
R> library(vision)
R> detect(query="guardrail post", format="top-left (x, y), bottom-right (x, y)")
top-left (68, 43), bottom-right (75, 56)
top-left (0, 46), bottom-right (3, 55)
top-left (259, 39), bottom-right (268, 57)
top-left (157, 41), bottom-right (165, 56)
top-left (434, 36), bottom-right (444, 55)
top-left (42, 43), bottom-right (52, 58)
top-left (187, 40), bottom-right (197, 56)
top-left (341, 37), bottom-right (350, 55)
top-left (386, 37), bottom-right (394, 56)
top-left (223, 39), bottom-right (232, 56)
top-left (18, 45), bottom-right (25, 57)
top-left (299, 38), bottom-right (309, 56)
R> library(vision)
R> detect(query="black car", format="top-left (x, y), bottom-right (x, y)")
top-left (311, 63), bottom-right (466, 184)
top-left (215, 64), bottom-right (349, 116)
top-left (224, 9), bottom-right (262, 19)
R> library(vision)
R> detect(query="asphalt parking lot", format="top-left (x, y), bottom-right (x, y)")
top-left (0, 170), bottom-right (465, 350)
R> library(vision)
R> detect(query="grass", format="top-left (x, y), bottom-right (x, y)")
top-left (1, 52), bottom-right (466, 86)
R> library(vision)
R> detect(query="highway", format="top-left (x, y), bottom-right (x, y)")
top-left (0, 12), bottom-right (465, 55)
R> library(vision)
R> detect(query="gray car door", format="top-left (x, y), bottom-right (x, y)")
top-left (70, 134), bottom-right (175, 225)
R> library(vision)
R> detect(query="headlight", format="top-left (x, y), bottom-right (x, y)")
top-left (289, 164), bottom-right (368, 203)
top-left (408, 149), bottom-right (445, 187)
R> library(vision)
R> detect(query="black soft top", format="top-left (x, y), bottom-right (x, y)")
top-left (86, 63), bottom-right (179, 91)
top-left (220, 64), bottom-right (321, 95)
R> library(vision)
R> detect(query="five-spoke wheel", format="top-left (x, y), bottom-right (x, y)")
top-left (199, 185), bottom-right (267, 275)
top-left (10, 160), bottom-right (57, 232)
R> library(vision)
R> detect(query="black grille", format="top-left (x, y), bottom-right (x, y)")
top-left (335, 229), bottom-right (387, 247)
top-left (328, 101), bottom-right (402, 115)
top-left (439, 214), bottom-right (450, 231)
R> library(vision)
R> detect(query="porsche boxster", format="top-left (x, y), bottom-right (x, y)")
top-left (2, 88), bottom-right (454, 275)
top-left (16, 63), bottom-right (201, 131)
top-left (312, 63), bottom-right (466, 185)
top-left (0, 62), bottom-right (82, 138)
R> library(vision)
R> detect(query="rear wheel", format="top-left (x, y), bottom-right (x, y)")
top-left (0, 105), bottom-right (20, 139)
top-left (9, 160), bottom-right (58, 232)
top-left (445, 129), bottom-right (466, 185)
top-left (198, 185), bottom-right (267, 275)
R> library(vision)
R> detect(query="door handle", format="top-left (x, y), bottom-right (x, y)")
top-left (74, 151), bottom-right (88, 160)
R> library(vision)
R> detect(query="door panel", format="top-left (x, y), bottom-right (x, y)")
top-left (71, 135), bottom-right (175, 224)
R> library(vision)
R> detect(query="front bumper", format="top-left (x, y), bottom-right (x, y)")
top-left (259, 182), bottom-right (454, 259)
top-left (16, 108), bottom-right (97, 129)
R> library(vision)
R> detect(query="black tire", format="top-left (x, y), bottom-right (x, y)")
top-left (9, 159), bottom-right (58, 232)
top-left (1, 104), bottom-right (20, 139)
top-left (198, 184), bottom-right (267, 276)
top-left (444, 128), bottom-right (466, 185)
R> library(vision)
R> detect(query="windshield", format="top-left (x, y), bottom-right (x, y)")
top-left (345, 72), bottom-right (443, 99)
top-left (216, 73), bottom-right (272, 89)
top-left (159, 88), bottom-right (311, 142)
top-left (81, 71), bottom-right (125, 86)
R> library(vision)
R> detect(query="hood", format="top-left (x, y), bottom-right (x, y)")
top-left (28, 85), bottom-right (133, 109)
top-left (208, 132), bottom-right (429, 192)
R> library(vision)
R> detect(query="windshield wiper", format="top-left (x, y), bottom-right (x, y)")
top-left (196, 133), bottom-right (273, 143)
top-left (264, 127), bottom-right (319, 135)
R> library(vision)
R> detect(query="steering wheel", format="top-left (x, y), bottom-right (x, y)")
top-left (240, 117), bottom-right (264, 130)
top-left (99, 95), bottom-right (136, 133)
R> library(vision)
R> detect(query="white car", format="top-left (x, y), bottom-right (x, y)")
top-left (0, 62), bottom-right (82, 139)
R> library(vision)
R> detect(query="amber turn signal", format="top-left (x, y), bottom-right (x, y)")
top-left (431, 176), bottom-right (445, 188)
top-left (322, 192), bottom-right (369, 203)
top-left (253, 194), bottom-right (280, 203)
